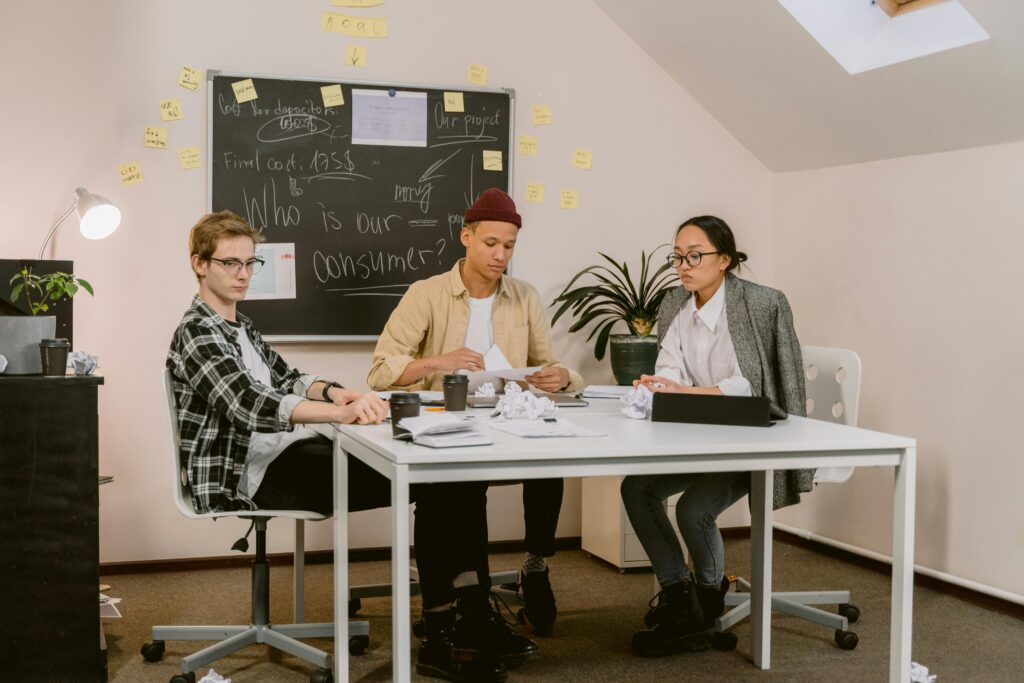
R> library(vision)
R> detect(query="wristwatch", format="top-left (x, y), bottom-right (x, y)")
top-left (321, 381), bottom-right (343, 402)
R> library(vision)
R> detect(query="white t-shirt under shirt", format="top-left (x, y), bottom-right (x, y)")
top-left (228, 320), bottom-right (316, 500)
top-left (463, 292), bottom-right (504, 394)
top-left (654, 280), bottom-right (753, 397)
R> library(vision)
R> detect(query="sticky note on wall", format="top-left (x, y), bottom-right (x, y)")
top-left (332, 0), bottom-right (384, 6)
top-left (160, 98), bottom-right (183, 121)
top-left (144, 126), bottom-right (167, 149)
top-left (178, 66), bottom-right (201, 91)
top-left (532, 105), bottom-right (552, 125)
top-left (525, 182), bottom-right (545, 203)
top-left (178, 147), bottom-right (202, 170)
top-left (444, 92), bottom-right (465, 112)
top-left (560, 190), bottom-right (579, 209)
top-left (119, 161), bottom-right (144, 185)
top-left (518, 136), bottom-right (538, 156)
top-left (321, 84), bottom-right (345, 107)
top-left (322, 11), bottom-right (389, 37)
top-left (482, 151), bottom-right (503, 171)
top-left (232, 79), bottom-right (258, 103)
top-left (572, 148), bottom-right (593, 170)
top-left (345, 45), bottom-right (367, 67)
top-left (467, 64), bottom-right (488, 86)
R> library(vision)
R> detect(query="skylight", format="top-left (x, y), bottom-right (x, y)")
top-left (777, 0), bottom-right (989, 75)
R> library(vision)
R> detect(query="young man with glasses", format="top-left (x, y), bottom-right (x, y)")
top-left (368, 189), bottom-right (584, 648)
top-left (168, 211), bottom-right (521, 681)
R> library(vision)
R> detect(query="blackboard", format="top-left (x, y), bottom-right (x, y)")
top-left (209, 72), bottom-right (513, 340)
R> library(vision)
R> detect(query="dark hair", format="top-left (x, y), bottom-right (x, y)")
top-left (675, 215), bottom-right (747, 272)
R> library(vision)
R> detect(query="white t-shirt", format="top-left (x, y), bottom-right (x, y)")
top-left (231, 322), bottom-right (316, 499)
top-left (463, 293), bottom-right (504, 393)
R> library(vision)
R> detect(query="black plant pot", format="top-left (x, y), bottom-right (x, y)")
top-left (609, 334), bottom-right (659, 385)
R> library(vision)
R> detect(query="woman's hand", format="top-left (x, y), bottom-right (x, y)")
top-left (634, 374), bottom-right (685, 393)
top-left (336, 393), bottom-right (389, 425)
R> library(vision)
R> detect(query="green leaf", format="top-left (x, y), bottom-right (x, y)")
top-left (77, 279), bottom-right (94, 296)
top-left (10, 283), bottom-right (23, 302)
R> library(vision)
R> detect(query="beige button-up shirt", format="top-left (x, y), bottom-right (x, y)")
top-left (368, 260), bottom-right (583, 393)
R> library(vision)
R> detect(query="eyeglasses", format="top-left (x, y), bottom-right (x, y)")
top-left (208, 257), bottom-right (265, 275)
top-left (666, 251), bottom-right (722, 268)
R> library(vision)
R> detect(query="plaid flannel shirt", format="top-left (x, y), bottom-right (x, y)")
top-left (166, 296), bottom-right (320, 513)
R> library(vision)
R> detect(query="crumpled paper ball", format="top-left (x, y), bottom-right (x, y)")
top-left (197, 669), bottom-right (231, 683)
top-left (0, 354), bottom-right (8, 374)
top-left (621, 384), bottom-right (654, 419)
top-left (474, 381), bottom-right (496, 397)
top-left (493, 382), bottom-right (557, 419)
top-left (67, 351), bottom-right (98, 375)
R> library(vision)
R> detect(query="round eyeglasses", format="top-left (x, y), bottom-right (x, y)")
top-left (208, 257), bottom-right (265, 275)
top-left (666, 251), bottom-right (722, 268)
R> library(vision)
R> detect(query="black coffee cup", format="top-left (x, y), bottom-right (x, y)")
top-left (39, 338), bottom-right (70, 377)
top-left (442, 374), bottom-right (469, 411)
top-left (389, 392), bottom-right (422, 438)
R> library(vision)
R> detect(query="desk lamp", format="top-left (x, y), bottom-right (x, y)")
top-left (37, 187), bottom-right (121, 259)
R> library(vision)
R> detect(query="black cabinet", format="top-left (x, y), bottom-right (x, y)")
top-left (0, 374), bottom-right (104, 681)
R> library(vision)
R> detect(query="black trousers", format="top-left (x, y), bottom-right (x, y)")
top-left (519, 478), bottom-right (563, 558)
top-left (252, 435), bottom-right (489, 609)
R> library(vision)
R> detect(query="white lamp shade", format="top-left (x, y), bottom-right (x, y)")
top-left (74, 187), bottom-right (121, 240)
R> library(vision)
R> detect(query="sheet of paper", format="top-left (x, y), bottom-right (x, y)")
top-left (488, 366), bottom-right (543, 382)
top-left (178, 146), bottom-right (202, 170)
top-left (322, 11), bottom-right (389, 37)
top-left (443, 91), bottom-right (465, 112)
top-left (518, 135), bottom-right (538, 156)
top-left (488, 418), bottom-right (606, 439)
top-left (532, 104), bottom-right (552, 125)
top-left (560, 190), bottom-right (579, 209)
top-left (345, 45), bottom-right (367, 67)
top-left (247, 243), bottom-right (296, 300)
top-left (144, 126), bottom-right (167, 149)
top-left (582, 384), bottom-right (632, 398)
top-left (467, 64), bottom-right (488, 85)
top-left (483, 345), bottom-right (512, 371)
top-left (525, 182), bottom-right (544, 203)
top-left (232, 78), bottom-right (258, 103)
top-left (178, 66), bottom-right (201, 91)
top-left (351, 89), bottom-right (427, 147)
top-left (118, 161), bottom-right (143, 186)
top-left (482, 150), bottom-right (503, 171)
top-left (572, 148), bottom-right (593, 170)
top-left (159, 98), bottom-right (183, 121)
top-left (321, 84), bottom-right (345, 108)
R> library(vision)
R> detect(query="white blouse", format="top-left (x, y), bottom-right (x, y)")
top-left (654, 280), bottom-right (752, 397)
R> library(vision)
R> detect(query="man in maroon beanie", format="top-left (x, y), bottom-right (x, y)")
top-left (369, 187), bottom-right (583, 679)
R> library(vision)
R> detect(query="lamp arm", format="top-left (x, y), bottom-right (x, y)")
top-left (37, 201), bottom-right (77, 261)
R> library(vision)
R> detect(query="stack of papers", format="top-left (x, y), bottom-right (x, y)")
top-left (398, 413), bottom-right (492, 448)
top-left (582, 385), bottom-right (632, 398)
top-left (489, 417), bottom-right (607, 439)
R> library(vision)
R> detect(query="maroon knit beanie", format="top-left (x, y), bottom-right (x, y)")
top-left (463, 188), bottom-right (522, 228)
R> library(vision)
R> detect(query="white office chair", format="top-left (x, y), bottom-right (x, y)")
top-left (141, 368), bottom-right (365, 683)
top-left (714, 346), bottom-right (863, 651)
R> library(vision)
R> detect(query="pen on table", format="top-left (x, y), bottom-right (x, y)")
top-left (425, 407), bottom-right (446, 412)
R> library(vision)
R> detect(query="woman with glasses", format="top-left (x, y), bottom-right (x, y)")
top-left (621, 215), bottom-right (809, 657)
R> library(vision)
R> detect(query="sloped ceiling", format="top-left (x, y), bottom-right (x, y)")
top-left (593, 0), bottom-right (1024, 171)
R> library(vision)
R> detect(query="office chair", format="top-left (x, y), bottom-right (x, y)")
top-left (141, 369), bottom-right (364, 683)
top-left (713, 346), bottom-right (863, 651)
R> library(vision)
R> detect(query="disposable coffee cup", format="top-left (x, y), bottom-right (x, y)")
top-left (39, 338), bottom-right (70, 377)
top-left (442, 374), bottom-right (469, 411)
top-left (389, 392), bottom-right (421, 438)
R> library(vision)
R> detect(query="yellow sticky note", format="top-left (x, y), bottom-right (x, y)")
top-left (159, 98), bottom-right (183, 121)
top-left (518, 135), bottom-right (538, 156)
top-left (321, 84), bottom-right (345, 108)
top-left (178, 66), bottom-right (201, 91)
top-left (525, 182), bottom-right (545, 203)
top-left (532, 104), bottom-right (552, 125)
top-left (482, 151), bottom-right (503, 172)
top-left (178, 146), bottom-right (202, 170)
top-left (467, 64), bottom-right (488, 86)
top-left (332, 0), bottom-right (383, 6)
top-left (321, 11), bottom-right (389, 38)
top-left (345, 45), bottom-right (367, 67)
top-left (232, 79), bottom-right (258, 104)
top-left (572, 148), bottom-right (593, 170)
top-left (119, 161), bottom-right (144, 186)
top-left (560, 190), bottom-right (579, 209)
top-left (443, 92), bottom-right (465, 113)
top-left (144, 126), bottom-right (167, 149)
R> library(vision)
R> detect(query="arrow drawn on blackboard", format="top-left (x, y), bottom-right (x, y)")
top-left (418, 149), bottom-right (462, 183)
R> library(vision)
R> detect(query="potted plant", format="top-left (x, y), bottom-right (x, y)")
top-left (551, 247), bottom-right (676, 385)
top-left (0, 267), bottom-right (92, 374)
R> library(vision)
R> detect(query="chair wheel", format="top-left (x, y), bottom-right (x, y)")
top-left (348, 597), bottom-right (362, 618)
top-left (838, 603), bottom-right (860, 623)
top-left (140, 640), bottom-right (165, 662)
top-left (711, 631), bottom-right (738, 651)
top-left (834, 629), bottom-right (859, 650)
top-left (412, 619), bottom-right (425, 638)
top-left (310, 667), bottom-right (334, 683)
top-left (349, 635), bottom-right (369, 656)
top-left (169, 674), bottom-right (196, 683)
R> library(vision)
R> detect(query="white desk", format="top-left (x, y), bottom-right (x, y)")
top-left (332, 407), bottom-right (916, 682)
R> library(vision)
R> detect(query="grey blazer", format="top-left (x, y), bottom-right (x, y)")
top-left (656, 272), bottom-right (812, 510)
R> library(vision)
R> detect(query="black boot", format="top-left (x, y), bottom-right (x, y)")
top-left (520, 568), bottom-right (557, 635)
top-left (417, 607), bottom-right (507, 682)
top-left (454, 585), bottom-right (541, 669)
top-left (632, 580), bottom-right (710, 657)
top-left (695, 576), bottom-right (732, 628)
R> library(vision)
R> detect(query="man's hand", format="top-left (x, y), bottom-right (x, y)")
top-left (328, 387), bottom-right (367, 405)
top-left (336, 392), bottom-right (389, 425)
top-left (432, 347), bottom-right (486, 373)
top-left (526, 365), bottom-right (570, 392)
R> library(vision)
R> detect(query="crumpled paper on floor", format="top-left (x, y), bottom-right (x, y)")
top-left (67, 351), bottom-right (98, 375)
top-left (493, 382), bottom-right (556, 419)
top-left (910, 662), bottom-right (937, 683)
top-left (197, 669), bottom-right (231, 683)
top-left (621, 384), bottom-right (654, 419)
top-left (474, 381), bottom-right (496, 397)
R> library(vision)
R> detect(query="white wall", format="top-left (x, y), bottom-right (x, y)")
top-left (773, 141), bottom-right (1024, 600)
top-left (0, 1), bottom-right (771, 562)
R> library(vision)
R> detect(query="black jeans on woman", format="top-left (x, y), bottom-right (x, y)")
top-left (252, 435), bottom-right (490, 609)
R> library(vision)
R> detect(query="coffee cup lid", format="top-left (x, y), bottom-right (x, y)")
top-left (390, 392), bottom-right (421, 404)
top-left (443, 374), bottom-right (469, 383)
top-left (40, 338), bottom-right (70, 348)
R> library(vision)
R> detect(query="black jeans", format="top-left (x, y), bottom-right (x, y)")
top-left (252, 435), bottom-right (490, 609)
top-left (520, 478), bottom-right (564, 558)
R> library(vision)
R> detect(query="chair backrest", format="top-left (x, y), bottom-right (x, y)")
top-left (801, 346), bottom-right (862, 484)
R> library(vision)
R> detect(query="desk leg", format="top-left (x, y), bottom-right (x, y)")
top-left (333, 440), bottom-right (349, 683)
top-left (750, 469), bottom-right (773, 670)
top-left (392, 467), bottom-right (412, 683)
top-left (890, 447), bottom-right (916, 683)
